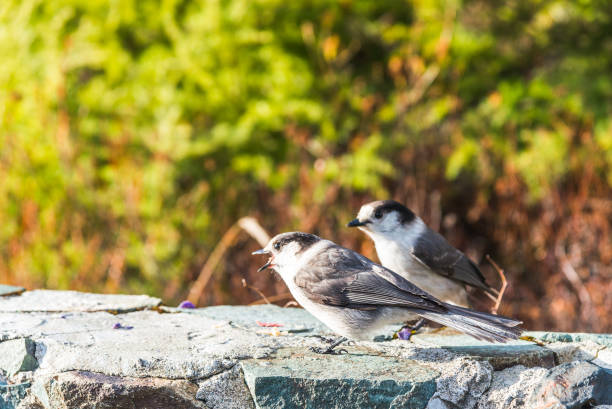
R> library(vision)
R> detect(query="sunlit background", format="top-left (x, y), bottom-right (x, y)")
top-left (1, 0), bottom-right (611, 332)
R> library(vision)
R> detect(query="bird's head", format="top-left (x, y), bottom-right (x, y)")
top-left (252, 232), bottom-right (321, 274)
top-left (347, 200), bottom-right (416, 237)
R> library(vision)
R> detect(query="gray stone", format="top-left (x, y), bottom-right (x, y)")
top-left (527, 361), bottom-right (612, 408)
top-left (35, 371), bottom-right (207, 409)
top-left (168, 304), bottom-right (332, 336)
top-left (2, 292), bottom-right (611, 409)
top-left (477, 365), bottom-right (548, 409)
top-left (0, 383), bottom-right (30, 409)
top-left (0, 290), bottom-right (160, 313)
top-left (15, 394), bottom-right (44, 409)
top-left (0, 286), bottom-right (24, 297)
top-left (526, 331), bottom-right (612, 348)
top-left (196, 365), bottom-right (255, 409)
top-left (545, 340), bottom-right (612, 370)
top-left (0, 339), bottom-right (38, 376)
top-left (593, 348), bottom-right (612, 370)
top-left (0, 310), bottom-right (288, 380)
top-left (426, 358), bottom-right (492, 409)
top-left (241, 347), bottom-right (439, 409)
top-left (411, 333), bottom-right (555, 370)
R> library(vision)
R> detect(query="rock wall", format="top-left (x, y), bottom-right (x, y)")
top-left (0, 288), bottom-right (611, 409)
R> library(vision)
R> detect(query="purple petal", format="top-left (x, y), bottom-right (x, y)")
top-left (113, 323), bottom-right (122, 329)
top-left (398, 328), bottom-right (413, 340)
top-left (178, 300), bottom-right (196, 309)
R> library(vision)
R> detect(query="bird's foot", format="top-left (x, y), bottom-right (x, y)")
top-left (307, 335), bottom-right (337, 344)
top-left (309, 336), bottom-right (348, 354)
top-left (309, 346), bottom-right (348, 355)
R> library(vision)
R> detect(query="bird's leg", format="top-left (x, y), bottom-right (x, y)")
top-left (310, 337), bottom-right (348, 355)
top-left (397, 318), bottom-right (426, 340)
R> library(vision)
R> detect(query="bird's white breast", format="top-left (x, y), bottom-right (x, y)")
top-left (274, 241), bottom-right (362, 338)
top-left (369, 220), bottom-right (470, 307)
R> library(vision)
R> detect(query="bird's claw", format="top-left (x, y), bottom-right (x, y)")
top-left (309, 346), bottom-right (348, 355)
top-left (308, 335), bottom-right (336, 344)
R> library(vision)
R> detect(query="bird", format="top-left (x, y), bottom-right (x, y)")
top-left (347, 200), bottom-right (499, 309)
top-left (252, 232), bottom-right (521, 354)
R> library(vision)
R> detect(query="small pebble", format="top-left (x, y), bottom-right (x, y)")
top-left (397, 328), bottom-right (413, 340)
top-left (178, 300), bottom-right (196, 309)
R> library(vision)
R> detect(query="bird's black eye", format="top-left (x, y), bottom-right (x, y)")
top-left (273, 242), bottom-right (281, 251)
top-left (374, 209), bottom-right (383, 219)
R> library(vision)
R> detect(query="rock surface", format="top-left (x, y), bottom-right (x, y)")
top-left (0, 290), bottom-right (160, 313)
top-left (36, 371), bottom-right (207, 409)
top-left (526, 361), bottom-right (612, 408)
top-left (411, 333), bottom-right (556, 370)
top-left (0, 289), bottom-right (611, 409)
top-left (0, 339), bottom-right (37, 376)
top-left (0, 286), bottom-right (24, 297)
top-left (242, 347), bottom-right (438, 409)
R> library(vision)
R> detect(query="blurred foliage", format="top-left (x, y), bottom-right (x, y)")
top-left (1, 0), bottom-right (611, 331)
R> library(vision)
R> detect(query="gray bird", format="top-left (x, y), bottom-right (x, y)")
top-left (348, 200), bottom-right (498, 308)
top-left (252, 232), bottom-right (521, 354)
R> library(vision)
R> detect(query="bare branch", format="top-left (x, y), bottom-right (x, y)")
top-left (249, 292), bottom-right (295, 306)
top-left (486, 254), bottom-right (508, 315)
top-left (187, 217), bottom-right (271, 305)
top-left (557, 247), bottom-right (594, 324)
top-left (242, 278), bottom-right (271, 304)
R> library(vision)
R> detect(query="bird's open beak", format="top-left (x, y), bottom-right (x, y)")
top-left (252, 249), bottom-right (274, 272)
top-left (347, 218), bottom-right (369, 228)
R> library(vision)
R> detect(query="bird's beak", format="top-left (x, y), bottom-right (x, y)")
top-left (256, 259), bottom-right (273, 273)
top-left (252, 249), bottom-right (274, 272)
top-left (347, 218), bottom-right (368, 228)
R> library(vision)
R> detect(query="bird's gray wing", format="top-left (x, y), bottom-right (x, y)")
top-left (294, 244), bottom-right (446, 312)
top-left (411, 230), bottom-right (495, 294)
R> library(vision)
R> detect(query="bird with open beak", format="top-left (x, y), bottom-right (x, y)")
top-left (253, 232), bottom-right (521, 354)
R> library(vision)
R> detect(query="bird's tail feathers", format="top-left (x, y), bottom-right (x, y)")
top-left (418, 304), bottom-right (522, 343)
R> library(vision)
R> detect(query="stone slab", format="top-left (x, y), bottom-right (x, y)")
top-left (0, 293), bottom-right (610, 409)
top-left (0, 286), bottom-right (24, 297)
top-left (242, 347), bottom-right (439, 409)
top-left (527, 361), bottom-right (612, 408)
top-left (0, 290), bottom-right (161, 313)
top-left (164, 304), bottom-right (332, 336)
top-left (411, 333), bottom-right (556, 370)
top-left (196, 365), bottom-right (255, 409)
top-left (0, 310), bottom-right (289, 380)
top-left (0, 339), bottom-right (38, 376)
top-left (477, 365), bottom-right (549, 409)
top-left (526, 331), bottom-right (612, 348)
top-left (36, 371), bottom-right (207, 409)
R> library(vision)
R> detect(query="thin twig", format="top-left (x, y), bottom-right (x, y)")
top-left (242, 279), bottom-right (271, 305)
top-left (249, 292), bottom-right (294, 305)
top-left (557, 247), bottom-right (594, 324)
top-left (486, 255), bottom-right (507, 315)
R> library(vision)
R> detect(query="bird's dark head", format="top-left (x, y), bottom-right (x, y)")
top-left (347, 200), bottom-right (416, 234)
top-left (252, 232), bottom-right (321, 273)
